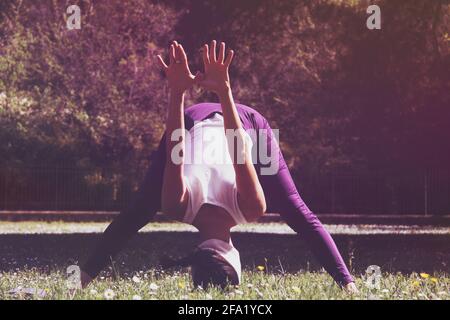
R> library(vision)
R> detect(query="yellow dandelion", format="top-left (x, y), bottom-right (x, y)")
top-left (257, 265), bottom-right (265, 271)
top-left (412, 281), bottom-right (420, 287)
top-left (431, 278), bottom-right (438, 284)
top-left (420, 273), bottom-right (430, 279)
top-left (178, 281), bottom-right (186, 289)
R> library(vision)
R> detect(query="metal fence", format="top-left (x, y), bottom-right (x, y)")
top-left (0, 166), bottom-right (449, 215)
top-left (0, 166), bottom-right (135, 211)
top-left (298, 169), bottom-right (450, 215)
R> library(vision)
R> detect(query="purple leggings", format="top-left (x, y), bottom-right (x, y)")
top-left (83, 102), bottom-right (353, 286)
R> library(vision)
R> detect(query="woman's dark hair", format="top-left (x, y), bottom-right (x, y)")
top-left (161, 248), bottom-right (239, 289)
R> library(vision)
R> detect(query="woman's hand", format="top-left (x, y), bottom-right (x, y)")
top-left (157, 40), bottom-right (197, 95)
top-left (196, 40), bottom-right (234, 98)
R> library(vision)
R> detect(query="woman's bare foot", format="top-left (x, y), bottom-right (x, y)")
top-left (344, 282), bottom-right (359, 295)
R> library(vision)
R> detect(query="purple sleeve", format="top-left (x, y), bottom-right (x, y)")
top-left (253, 115), bottom-right (353, 286)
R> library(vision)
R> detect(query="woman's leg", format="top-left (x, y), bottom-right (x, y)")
top-left (82, 136), bottom-right (166, 279)
top-left (254, 116), bottom-right (354, 286)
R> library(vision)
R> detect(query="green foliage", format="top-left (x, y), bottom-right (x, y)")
top-left (0, 0), bottom-right (179, 172)
top-left (0, 0), bottom-right (449, 205)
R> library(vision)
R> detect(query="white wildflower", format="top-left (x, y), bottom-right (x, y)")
top-left (149, 283), bottom-right (159, 291)
top-left (103, 289), bottom-right (115, 300)
top-left (254, 288), bottom-right (264, 298)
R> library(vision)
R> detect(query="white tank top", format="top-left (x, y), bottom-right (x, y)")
top-left (182, 113), bottom-right (253, 225)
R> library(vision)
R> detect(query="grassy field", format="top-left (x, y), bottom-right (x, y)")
top-left (0, 221), bottom-right (449, 235)
top-left (0, 268), bottom-right (448, 300)
top-left (0, 222), bottom-right (449, 300)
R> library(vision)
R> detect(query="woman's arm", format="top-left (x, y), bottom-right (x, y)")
top-left (219, 87), bottom-right (266, 219)
top-left (161, 91), bottom-right (189, 216)
top-left (197, 40), bottom-right (266, 220)
top-left (158, 41), bottom-right (197, 216)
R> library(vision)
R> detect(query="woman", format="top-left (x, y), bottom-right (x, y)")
top-left (80, 40), bottom-right (358, 293)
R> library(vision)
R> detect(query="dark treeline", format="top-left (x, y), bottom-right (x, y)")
top-left (0, 0), bottom-right (449, 214)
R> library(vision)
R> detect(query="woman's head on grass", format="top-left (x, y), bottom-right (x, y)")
top-left (162, 244), bottom-right (240, 289)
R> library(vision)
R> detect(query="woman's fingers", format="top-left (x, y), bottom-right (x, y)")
top-left (156, 55), bottom-right (168, 70)
top-left (201, 44), bottom-right (210, 66)
top-left (172, 40), bottom-right (183, 63)
top-left (210, 40), bottom-right (217, 63)
top-left (172, 41), bottom-right (183, 64)
top-left (176, 43), bottom-right (188, 63)
top-left (218, 42), bottom-right (225, 64)
top-left (169, 44), bottom-right (176, 64)
top-left (203, 40), bottom-right (232, 66)
top-left (179, 44), bottom-right (187, 62)
top-left (178, 44), bottom-right (194, 75)
top-left (171, 41), bottom-right (192, 71)
top-left (224, 49), bottom-right (234, 67)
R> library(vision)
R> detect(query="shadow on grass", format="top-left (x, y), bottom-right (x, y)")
top-left (0, 232), bottom-right (448, 277)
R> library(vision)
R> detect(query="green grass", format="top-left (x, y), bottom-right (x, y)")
top-left (1, 221), bottom-right (449, 235)
top-left (0, 221), bottom-right (449, 300)
top-left (0, 268), bottom-right (448, 300)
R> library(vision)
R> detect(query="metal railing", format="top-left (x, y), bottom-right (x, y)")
top-left (298, 169), bottom-right (450, 215)
top-left (0, 166), bottom-right (449, 215)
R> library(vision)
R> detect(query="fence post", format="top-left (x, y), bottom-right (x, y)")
top-left (424, 170), bottom-right (428, 216)
top-left (331, 173), bottom-right (336, 213)
top-left (55, 167), bottom-right (59, 210)
top-left (2, 168), bottom-right (7, 210)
